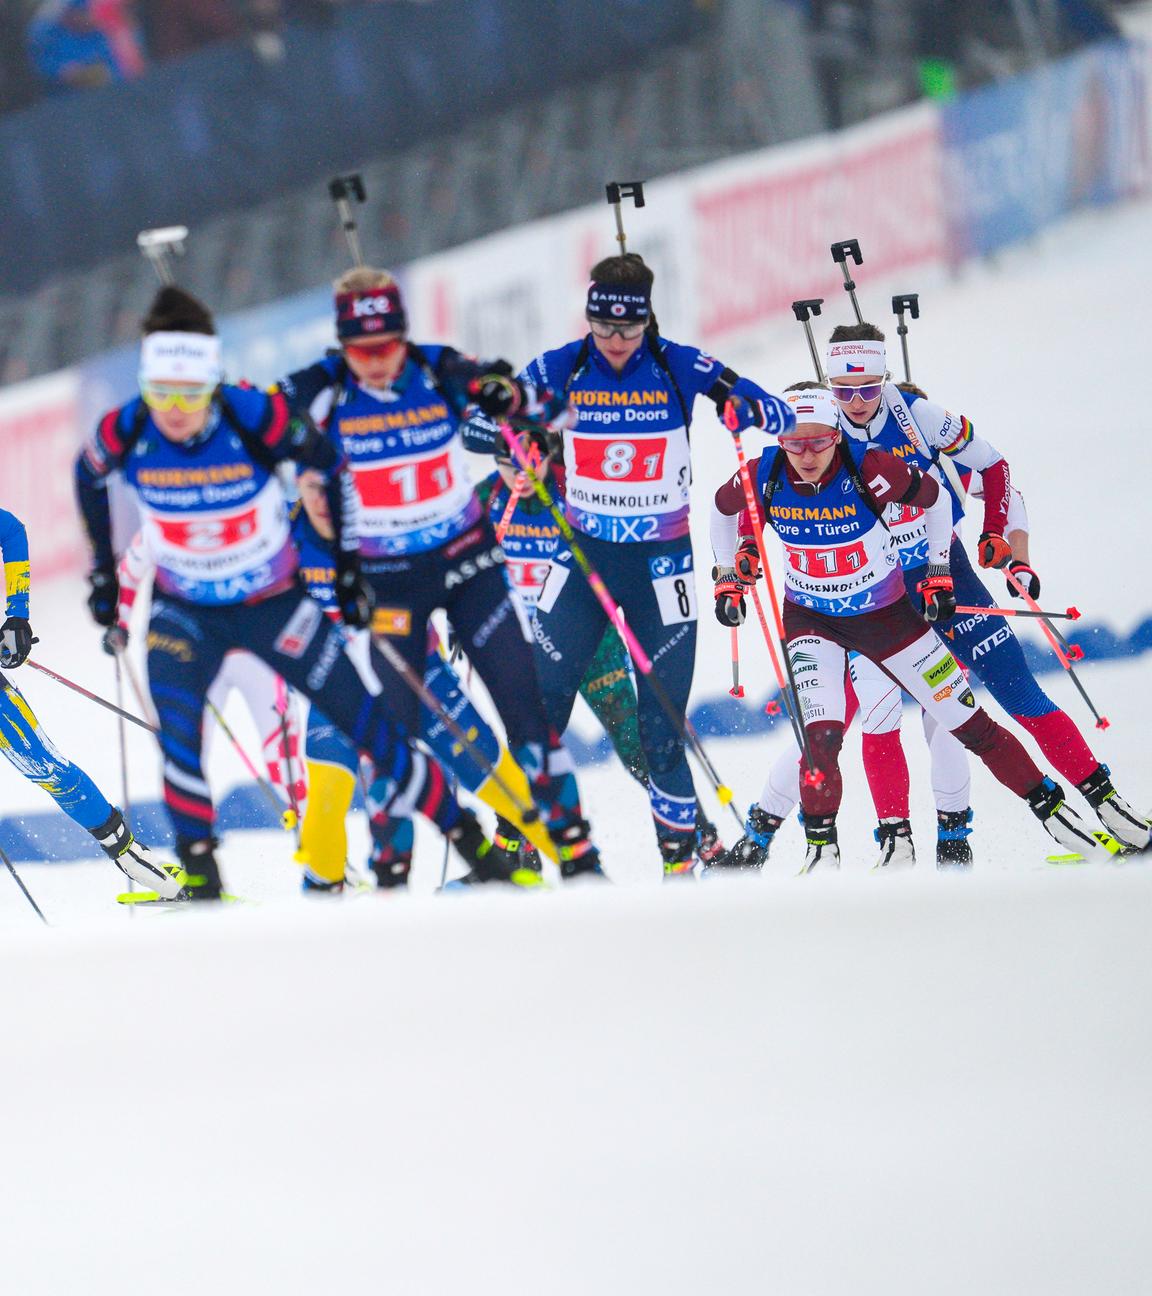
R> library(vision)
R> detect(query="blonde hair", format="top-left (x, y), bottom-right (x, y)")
top-left (333, 266), bottom-right (396, 294)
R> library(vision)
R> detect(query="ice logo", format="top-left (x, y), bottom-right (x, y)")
top-left (650, 556), bottom-right (675, 578)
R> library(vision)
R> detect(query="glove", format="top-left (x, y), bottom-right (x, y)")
top-left (976, 532), bottom-right (1013, 570)
top-left (335, 553), bottom-right (374, 630)
top-left (0, 616), bottom-right (32, 669)
top-left (102, 625), bottom-right (129, 656)
top-left (916, 566), bottom-right (957, 625)
top-left (722, 394), bottom-right (795, 437)
top-left (1006, 560), bottom-right (1041, 600)
top-left (469, 370), bottom-right (526, 420)
top-left (733, 535), bottom-right (761, 585)
top-left (712, 566), bottom-right (746, 627)
top-left (87, 568), bottom-right (119, 627)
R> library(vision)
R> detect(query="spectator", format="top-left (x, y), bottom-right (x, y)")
top-left (140, 0), bottom-right (240, 62)
top-left (26, 0), bottom-right (122, 94)
top-left (90, 0), bottom-right (146, 78)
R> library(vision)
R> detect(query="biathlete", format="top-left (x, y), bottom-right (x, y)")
top-left (467, 252), bottom-right (793, 875)
top-left (75, 285), bottom-right (513, 899)
top-left (0, 507), bottom-right (179, 897)
top-left (289, 469), bottom-right (543, 891)
top-left (107, 528), bottom-right (307, 819)
top-left (477, 430), bottom-right (725, 869)
top-left (824, 323), bottom-right (1149, 851)
top-left (709, 386), bottom-right (1116, 869)
top-left (276, 267), bottom-right (601, 879)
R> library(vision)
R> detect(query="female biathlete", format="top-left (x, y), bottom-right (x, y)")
top-left (471, 253), bottom-right (793, 876)
top-left (709, 386), bottom-right (1117, 869)
top-left (275, 268), bottom-right (601, 878)
top-left (76, 286), bottom-right (515, 899)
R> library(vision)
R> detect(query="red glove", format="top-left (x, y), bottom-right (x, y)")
top-left (712, 566), bottom-right (746, 627)
top-left (977, 532), bottom-right (1013, 570)
top-left (733, 535), bottom-right (761, 584)
top-left (1006, 560), bottom-right (1040, 600)
top-left (916, 566), bottom-right (956, 625)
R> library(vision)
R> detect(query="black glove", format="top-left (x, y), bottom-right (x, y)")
top-left (469, 370), bottom-right (525, 420)
top-left (87, 568), bottom-right (119, 627)
top-left (0, 616), bottom-right (32, 669)
top-left (713, 566), bottom-right (746, 627)
top-left (916, 566), bottom-right (957, 625)
top-left (102, 625), bottom-right (129, 656)
top-left (335, 552), bottom-right (374, 630)
top-left (1006, 560), bottom-right (1041, 600)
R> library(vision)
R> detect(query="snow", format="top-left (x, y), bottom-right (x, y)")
top-left (1, 198), bottom-right (1151, 1293)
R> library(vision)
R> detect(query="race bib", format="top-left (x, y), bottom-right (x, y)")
top-left (573, 435), bottom-right (668, 483)
top-left (649, 552), bottom-right (696, 626)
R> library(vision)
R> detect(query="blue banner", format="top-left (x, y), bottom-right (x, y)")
top-left (941, 40), bottom-right (1148, 259)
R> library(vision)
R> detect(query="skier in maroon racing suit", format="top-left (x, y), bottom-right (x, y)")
top-left (709, 385), bottom-right (1118, 870)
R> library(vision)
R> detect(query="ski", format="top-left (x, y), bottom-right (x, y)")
top-left (117, 889), bottom-right (247, 906)
top-left (1046, 829), bottom-right (1127, 865)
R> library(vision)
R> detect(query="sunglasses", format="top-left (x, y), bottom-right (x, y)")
top-left (588, 319), bottom-right (646, 341)
top-left (141, 382), bottom-right (217, 413)
top-left (344, 338), bottom-right (406, 363)
top-left (778, 431), bottom-right (839, 455)
top-left (830, 381), bottom-right (885, 403)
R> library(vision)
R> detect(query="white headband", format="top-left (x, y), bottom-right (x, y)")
top-left (785, 387), bottom-right (839, 429)
top-left (825, 339), bottom-right (887, 379)
top-left (140, 331), bottom-right (223, 386)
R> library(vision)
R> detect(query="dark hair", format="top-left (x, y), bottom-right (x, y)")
top-left (141, 285), bottom-right (216, 336)
top-left (589, 251), bottom-right (660, 341)
top-left (828, 322), bottom-right (885, 344)
top-left (896, 381), bottom-right (928, 399)
top-left (784, 379), bottom-right (827, 393)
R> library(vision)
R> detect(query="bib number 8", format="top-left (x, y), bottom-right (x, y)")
top-left (601, 441), bottom-right (636, 479)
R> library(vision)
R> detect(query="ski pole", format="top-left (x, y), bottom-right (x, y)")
top-left (25, 659), bottom-right (159, 735)
top-left (136, 226), bottom-right (188, 286)
top-left (120, 650), bottom-right (158, 727)
top-left (0, 840), bottom-right (48, 925)
top-left (328, 173), bottom-right (367, 267)
top-left (953, 604), bottom-right (1081, 621)
top-left (831, 239), bottom-right (865, 323)
top-left (369, 630), bottom-right (542, 829)
top-left (497, 420), bottom-right (741, 822)
top-left (605, 181), bottom-right (645, 254)
top-left (791, 299), bottom-right (827, 381)
top-left (202, 697), bottom-right (297, 830)
top-left (729, 627), bottom-right (744, 698)
top-left (113, 652), bottom-right (134, 900)
top-left (274, 678), bottom-right (303, 840)
top-left (495, 486), bottom-right (520, 545)
top-left (891, 293), bottom-right (920, 384)
top-left (1002, 567), bottom-right (1109, 729)
top-left (723, 406), bottom-right (824, 788)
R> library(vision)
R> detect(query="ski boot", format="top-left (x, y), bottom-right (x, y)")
top-left (874, 817), bottom-right (915, 870)
top-left (176, 837), bottom-right (224, 900)
top-left (707, 805), bottom-right (781, 872)
top-left (936, 808), bottom-right (974, 869)
top-left (301, 871), bottom-right (344, 896)
top-left (92, 809), bottom-right (184, 899)
top-left (1028, 778), bottom-right (1122, 857)
top-left (552, 817), bottom-right (605, 881)
top-left (694, 813), bottom-right (726, 869)
top-left (369, 840), bottom-right (413, 889)
top-left (659, 831), bottom-right (697, 880)
top-left (799, 815), bottom-right (840, 874)
top-left (1076, 765), bottom-right (1151, 851)
top-left (444, 811), bottom-right (545, 889)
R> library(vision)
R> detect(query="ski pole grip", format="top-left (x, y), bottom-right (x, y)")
top-left (891, 292), bottom-right (920, 319)
top-left (605, 180), bottom-right (646, 208)
top-left (791, 298), bottom-right (824, 322)
top-left (329, 173), bottom-right (366, 204)
top-left (830, 239), bottom-right (862, 266)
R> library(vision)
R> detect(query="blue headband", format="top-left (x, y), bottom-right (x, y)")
top-left (586, 281), bottom-right (651, 323)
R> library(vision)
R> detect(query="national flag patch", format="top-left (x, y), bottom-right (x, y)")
top-left (846, 363), bottom-right (865, 373)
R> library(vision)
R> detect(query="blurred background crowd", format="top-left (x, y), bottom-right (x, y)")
top-left (0, 0), bottom-right (370, 110)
